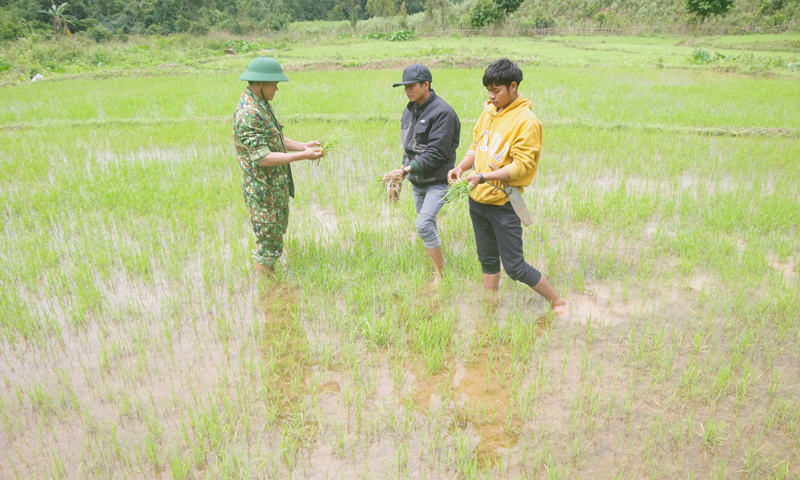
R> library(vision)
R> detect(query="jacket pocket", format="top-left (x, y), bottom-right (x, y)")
top-left (412, 123), bottom-right (429, 154)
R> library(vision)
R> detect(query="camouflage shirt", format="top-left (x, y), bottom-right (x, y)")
top-left (233, 87), bottom-right (294, 198)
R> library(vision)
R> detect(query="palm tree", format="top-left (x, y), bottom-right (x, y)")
top-left (39, 3), bottom-right (74, 38)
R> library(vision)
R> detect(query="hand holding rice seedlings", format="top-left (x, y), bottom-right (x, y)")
top-left (319, 127), bottom-right (354, 154)
top-left (311, 126), bottom-right (353, 166)
top-left (441, 172), bottom-right (475, 205)
top-left (380, 171), bottom-right (404, 203)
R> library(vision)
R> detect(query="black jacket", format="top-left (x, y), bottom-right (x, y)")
top-left (401, 90), bottom-right (461, 186)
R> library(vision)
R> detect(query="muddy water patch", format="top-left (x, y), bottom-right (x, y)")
top-left (766, 253), bottom-right (797, 280)
top-left (564, 282), bottom-right (642, 327)
top-left (296, 195), bottom-right (341, 245)
top-left (91, 143), bottom-right (227, 167)
top-left (259, 284), bottom-right (311, 411)
top-left (452, 348), bottom-right (523, 468)
top-left (408, 299), bottom-right (550, 469)
top-left (0, 267), bottom-right (265, 478)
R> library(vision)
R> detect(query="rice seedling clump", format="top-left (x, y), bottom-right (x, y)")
top-left (441, 177), bottom-right (474, 205)
top-left (380, 171), bottom-right (404, 203)
top-left (320, 127), bottom-right (353, 153)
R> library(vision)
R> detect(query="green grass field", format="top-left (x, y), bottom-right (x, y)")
top-left (1, 34), bottom-right (799, 479)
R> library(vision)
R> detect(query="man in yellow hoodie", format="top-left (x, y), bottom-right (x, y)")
top-left (447, 59), bottom-right (567, 314)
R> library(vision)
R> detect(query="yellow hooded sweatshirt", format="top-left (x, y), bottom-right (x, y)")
top-left (466, 95), bottom-right (542, 206)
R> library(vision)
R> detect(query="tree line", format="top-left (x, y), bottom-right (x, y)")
top-left (1, 0), bottom-right (796, 41)
top-left (0, 0), bottom-right (428, 39)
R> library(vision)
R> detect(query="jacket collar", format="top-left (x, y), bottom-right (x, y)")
top-left (407, 89), bottom-right (437, 114)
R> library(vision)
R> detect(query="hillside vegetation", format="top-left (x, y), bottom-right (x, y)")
top-left (1, 0), bottom-right (797, 42)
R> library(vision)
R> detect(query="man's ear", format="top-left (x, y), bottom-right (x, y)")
top-left (509, 81), bottom-right (518, 93)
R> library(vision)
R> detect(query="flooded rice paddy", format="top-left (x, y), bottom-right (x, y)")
top-left (1, 60), bottom-right (799, 479)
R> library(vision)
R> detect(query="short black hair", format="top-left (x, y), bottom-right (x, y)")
top-left (482, 58), bottom-right (523, 89)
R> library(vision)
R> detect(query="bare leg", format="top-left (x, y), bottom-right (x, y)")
top-left (255, 262), bottom-right (275, 276)
top-left (532, 274), bottom-right (567, 314)
top-left (425, 246), bottom-right (445, 286)
top-left (483, 272), bottom-right (501, 292)
top-left (481, 272), bottom-right (502, 306)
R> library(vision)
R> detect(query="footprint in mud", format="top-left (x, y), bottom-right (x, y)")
top-left (564, 283), bottom-right (638, 327)
top-left (452, 348), bottom-right (522, 468)
top-left (408, 310), bottom-right (551, 469)
top-left (452, 313), bottom-right (553, 467)
top-left (259, 284), bottom-right (310, 411)
top-left (414, 277), bottom-right (445, 309)
top-left (409, 349), bottom-right (523, 468)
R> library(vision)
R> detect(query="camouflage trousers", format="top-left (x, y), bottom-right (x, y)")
top-left (243, 180), bottom-right (291, 269)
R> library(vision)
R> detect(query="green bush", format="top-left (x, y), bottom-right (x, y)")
top-left (0, 19), bottom-right (26, 41)
top-left (686, 48), bottom-right (799, 72)
top-left (0, 57), bottom-right (11, 72)
top-left (688, 47), bottom-right (718, 63)
top-left (469, 0), bottom-right (502, 27)
top-left (361, 29), bottom-right (417, 40)
top-left (74, 18), bottom-right (100, 33)
top-left (226, 39), bottom-right (264, 53)
top-left (190, 21), bottom-right (210, 35)
top-left (687, 0), bottom-right (734, 21)
top-left (175, 16), bottom-right (192, 33)
top-left (87, 25), bottom-right (114, 43)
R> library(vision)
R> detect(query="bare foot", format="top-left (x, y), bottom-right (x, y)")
top-left (552, 301), bottom-right (569, 317)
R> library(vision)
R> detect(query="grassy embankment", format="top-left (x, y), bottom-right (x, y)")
top-left (1, 31), bottom-right (798, 85)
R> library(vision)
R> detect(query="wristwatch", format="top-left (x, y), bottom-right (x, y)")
top-left (478, 172), bottom-right (486, 184)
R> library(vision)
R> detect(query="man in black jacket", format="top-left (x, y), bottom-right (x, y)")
top-left (389, 64), bottom-right (461, 287)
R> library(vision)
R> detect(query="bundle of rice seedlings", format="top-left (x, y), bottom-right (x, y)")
top-left (441, 176), bottom-right (474, 205)
top-left (380, 171), bottom-right (405, 203)
top-left (312, 126), bottom-right (353, 166)
top-left (319, 127), bottom-right (353, 154)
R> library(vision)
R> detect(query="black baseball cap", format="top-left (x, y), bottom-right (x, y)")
top-left (392, 64), bottom-right (432, 87)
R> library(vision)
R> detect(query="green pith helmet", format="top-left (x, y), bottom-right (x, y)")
top-left (238, 57), bottom-right (289, 82)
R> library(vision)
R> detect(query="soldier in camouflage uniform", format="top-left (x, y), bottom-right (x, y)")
top-left (233, 57), bottom-right (324, 274)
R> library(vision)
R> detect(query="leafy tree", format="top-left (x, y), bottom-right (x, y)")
top-left (38, 2), bottom-right (75, 37)
top-left (398, 0), bottom-right (408, 27)
top-left (396, 0), bottom-right (424, 15)
top-left (424, 0), bottom-right (448, 27)
top-left (494, 0), bottom-right (522, 18)
top-left (366, 0), bottom-right (396, 17)
top-left (284, 0), bottom-right (337, 21)
top-left (687, 0), bottom-right (734, 21)
top-left (757, 0), bottom-right (786, 15)
top-left (468, 0), bottom-right (519, 28)
top-left (469, 0), bottom-right (501, 27)
top-left (335, 0), bottom-right (362, 30)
